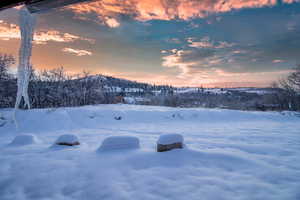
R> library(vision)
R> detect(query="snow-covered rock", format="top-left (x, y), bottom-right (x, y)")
top-left (55, 134), bottom-right (80, 146)
top-left (98, 136), bottom-right (140, 152)
top-left (157, 133), bottom-right (184, 152)
top-left (9, 134), bottom-right (38, 146)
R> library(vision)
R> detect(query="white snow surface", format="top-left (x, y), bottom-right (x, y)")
top-left (157, 133), bottom-right (184, 145)
top-left (0, 104), bottom-right (300, 200)
top-left (98, 136), bottom-right (140, 151)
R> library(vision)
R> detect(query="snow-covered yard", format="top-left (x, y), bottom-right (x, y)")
top-left (0, 104), bottom-right (300, 200)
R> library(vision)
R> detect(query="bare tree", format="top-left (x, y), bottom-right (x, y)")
top-left (0, 54), bottom-right (15, 80)
top-left (275, 65), bottom-right (300, 110)
top-left (286, 65), bottom-right (300, 92)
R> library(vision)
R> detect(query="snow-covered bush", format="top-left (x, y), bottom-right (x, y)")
top-left (157, 133), bottom-right (184, 152)
top-left (9, 134), bottom-right (39, 146)
top-left (54, 134), bottom-right (80, 146)
top-left (97, 136), bottom-right (140, 152)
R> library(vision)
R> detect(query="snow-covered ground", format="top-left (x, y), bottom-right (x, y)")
top-left (0, 104), bottom-right (300, 200)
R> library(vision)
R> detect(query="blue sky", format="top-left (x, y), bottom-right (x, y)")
top-left (0, 0), bottom-right (300, 87)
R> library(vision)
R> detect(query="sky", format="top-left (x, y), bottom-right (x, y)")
top-left (0, 0), bottom-right (300, 87)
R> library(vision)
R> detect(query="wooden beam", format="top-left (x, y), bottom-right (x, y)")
top-left (0, 0), bottom-right (26, 11)
top-left (26, 0), bottom-right (93, 13)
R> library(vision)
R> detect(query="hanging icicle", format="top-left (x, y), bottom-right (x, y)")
top-left (15, 7), bottom-right (36, 111)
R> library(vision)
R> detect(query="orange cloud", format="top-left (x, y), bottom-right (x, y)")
top-left (34, 31), bottom-right (94, 44)
top-left (62, 48), bottom-right (92, 56)
top-left (66, 0), bottom-right (299, 23)
top-left (0, 20), bottom-right (94, 44)
top-left (0, 20), bottom-right (20, 40)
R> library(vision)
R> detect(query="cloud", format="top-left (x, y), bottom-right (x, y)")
top-left (0, 20), bottom-right (19, 40)
top-left (66, 0), bottom-right (300, 24)
top-left (187, 37), bottom-right (214, 48)
top-left (62, 48), bottom-right (92, 56)
top-left (166, 38), bottom-right (181, 44)
top-left (187, 37), bottom-right (235, 49)
top-left (104, 17), bottom-right (120, 28)
top-left (283, 0), bottom-right (300, 3)
top-left (0, 20), bottom-right (95, 44)
top-left (161, 33), bottom-right (295, 80)
top-left (162, 48), bottom-right (218, 75)
top-left (272, 59), bottom-right (285, 63)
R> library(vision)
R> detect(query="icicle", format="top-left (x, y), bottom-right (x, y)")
top-left (14, 7), bottom-right (36, 127)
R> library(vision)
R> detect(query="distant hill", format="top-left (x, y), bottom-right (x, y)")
top-left (79, 74), bottom-right (280, 96)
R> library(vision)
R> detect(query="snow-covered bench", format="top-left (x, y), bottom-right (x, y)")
top-left (157, 133), bottom-right (184, 152)
top-left (97, 136), bottom-right (140, 152)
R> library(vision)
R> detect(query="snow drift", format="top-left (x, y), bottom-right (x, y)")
top-left (0, 104), bottom-right (300, 200)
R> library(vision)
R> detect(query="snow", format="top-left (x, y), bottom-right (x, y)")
top-left (124, 97), bottom-right (150, 104)
top-left (8, 134), bottom-right (39, 146)
top-left (98, 136), bottom-right (140, 151)
top-left (124, 88), bottom-right (144, 92)
top-left (157, 133), bottom-right (183, 145)
top-left (228, 88), bottom-right (275, 95)
top-left (54, 134), bottom-right (79, 145)
top-left (175, 87), bottom-right (229, 94)
top-left (0, 104), bottom-right (300, 200)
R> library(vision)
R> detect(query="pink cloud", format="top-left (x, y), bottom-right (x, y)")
top-left (272, 59), bottom-right (285, 63)
top-left (66, 0), bottom-right (299, 24)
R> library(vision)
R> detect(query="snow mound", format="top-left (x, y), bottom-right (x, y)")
top-left (157, 133), bottom-right (184, 145)
top-left (9, 134), bottom-right (38, 146)
top-left (55, 134), bottom-right (80, 146)
top-left (98, 136), bottom-right (140, 152)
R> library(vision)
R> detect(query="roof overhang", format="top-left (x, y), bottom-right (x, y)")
top-left (0, 0), bottom-right (93, 13)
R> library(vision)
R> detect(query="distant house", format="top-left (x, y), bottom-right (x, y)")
top-left (115, 92), bottom-right (125, 103)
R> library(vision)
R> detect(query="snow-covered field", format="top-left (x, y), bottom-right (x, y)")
top-left (0, 104), bottom-right (300, 200)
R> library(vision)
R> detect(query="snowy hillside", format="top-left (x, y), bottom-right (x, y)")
top-left (83, 75), bottom-right (278, 96)
top-left (0, 105), bottom-right (300, 200)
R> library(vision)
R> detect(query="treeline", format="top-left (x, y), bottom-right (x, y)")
top-left (1, 67), bottom-right (108, 108)
top-left (0, 53), bottom-right (299, 111)
top-left (142, 88), bottom-right (299, 111)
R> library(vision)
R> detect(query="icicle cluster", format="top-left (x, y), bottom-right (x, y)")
top-left (15, 7), bottom-right (36, 110)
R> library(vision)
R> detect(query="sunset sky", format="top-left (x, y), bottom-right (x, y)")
top-left (0, 0), bottom-right (300, 87)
